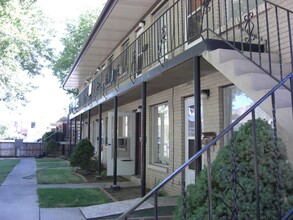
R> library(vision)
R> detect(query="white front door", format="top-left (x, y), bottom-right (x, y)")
top-left (106, 111), bottom-right (136, 176)
top-left (185, 97), bottom-right (196, 186)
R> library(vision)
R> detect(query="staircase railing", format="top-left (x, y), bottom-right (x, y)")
top-left (202, 0), bottom-right (293, 84)
top-left (119, 71), bottom-right (293, 220)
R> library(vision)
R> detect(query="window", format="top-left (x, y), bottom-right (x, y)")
top-left (226, 0), bottom-right (264, 20)
top-left (121, 40), bottom-right (129, 74)
top-left (153, 3), bottom-right (169, 61)
top-left (152, 103), bottom-right (169, 165)
top-left (186, 0), bottom-right (201, 43)
top-left (223, 85), bottom-right (271, 144)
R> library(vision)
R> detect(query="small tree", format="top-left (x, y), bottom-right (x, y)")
top-left (70, 138), bottom-right (95, 172)
top-left (174, 118), bottom-right (293, 219)
top-left (42, 131), bottom-right (63, 156)
top-left (45, 139), bottom-right (59, 156)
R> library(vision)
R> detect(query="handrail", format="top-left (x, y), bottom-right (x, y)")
top-left (118, 71), bottom-right (293, 219)
top-left (74, 0), bottom-right (293, 113)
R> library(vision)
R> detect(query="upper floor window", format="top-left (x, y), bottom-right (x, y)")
top-left (153, 3), bottom-right (169, 61)
top-left (186, 0), bottom-right (201, 43)
top-left (121, 40), bottom-right (129, 74)
top-left (227, 0), bottom-right (264, 20)
top-left (152, 103), bottom-right (169, 165)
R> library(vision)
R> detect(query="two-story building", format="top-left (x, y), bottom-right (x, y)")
top-left (63, 0), bottom-right (293, 202)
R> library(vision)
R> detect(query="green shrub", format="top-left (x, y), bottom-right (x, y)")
top-left (174, 118), bottom-right (293, 219)
top-left (45, 139), bottom-right (60, 156)
top-left (70, 139), bottom-right (95, 172)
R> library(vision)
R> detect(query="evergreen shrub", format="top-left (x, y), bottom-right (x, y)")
top-left (174, 118), bottom-right (293, 219)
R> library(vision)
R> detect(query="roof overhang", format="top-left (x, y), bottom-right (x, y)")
top-left (63, 0), bottom-right (158, 90)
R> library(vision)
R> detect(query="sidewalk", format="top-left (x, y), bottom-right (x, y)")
top-left (0, 158), bottom-right (39, 220)
top-left (0, 158), bottom-right (176, 219)
top-left (0, 158), bottom-right (86, 220)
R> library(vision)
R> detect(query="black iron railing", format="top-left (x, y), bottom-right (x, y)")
top-left (75, 0), bottom-right (292, 112)
top-left (202, 0), bottom-right (293, 82)
top-left (75, 0), bottom-right (189, 111)
top-left (118, 71), bottom-right (293, 219)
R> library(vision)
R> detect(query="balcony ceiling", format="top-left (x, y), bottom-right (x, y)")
top-left (63, 0), bottom-right (158, 90)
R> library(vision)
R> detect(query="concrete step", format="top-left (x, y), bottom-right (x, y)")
top-left (207, 48), bottom-right (280, 64)
top-left (80, 196), bottom-right (177, 219)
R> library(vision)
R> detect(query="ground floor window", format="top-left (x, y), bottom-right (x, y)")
top-left (152, 103), bottom-right (169, 165)
top-left (223, 85), bottom-right (271, 144)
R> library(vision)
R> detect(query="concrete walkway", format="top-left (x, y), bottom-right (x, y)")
top-left (0, 158), bottom-right (39, 220)
top-left (0, 158), bottom-right (177, 219)
top-left (0, 158), bottom-right (86, 220)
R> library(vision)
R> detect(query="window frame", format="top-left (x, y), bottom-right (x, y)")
top-left (151, 102), bottom-right (170, 166)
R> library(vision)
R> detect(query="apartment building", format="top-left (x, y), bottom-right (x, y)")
top-left (63, 1), bottom-right (293, 217)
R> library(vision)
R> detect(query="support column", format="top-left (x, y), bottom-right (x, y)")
top-left (193, 56), bottom-right (202, 176)
top-left (141, 82), bottom-right (147, 197)
top-left (113, 96), bottom-right (119, 188)
top-left (79, 114), bottom-right (83, 141)
top-left (98, 104), bottom-right (103, 175)
top-left (74, 117), bottom-right (77, 146)
top-left (88, 109), bottom-right (91, 140)
top-left (69, 119), bottom-right (72, 155)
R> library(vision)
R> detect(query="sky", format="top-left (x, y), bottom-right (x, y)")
top-left (0, 0), bottom-right (106, 141)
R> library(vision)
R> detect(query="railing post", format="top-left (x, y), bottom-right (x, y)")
top-left (271, 93), bottom-right (282, 218)
top-left (181, 169), bottom-right (186, 220)
top-left (154, 191), bottom-right (158, 220)
top-left (98, 104), bottom-right (103, 175)
top-left (207, 148), bottom-right (213, 220)
top-left (113, 96), bottom-right (118, 186)
top-left (251, 110), bottom-right (260, 220)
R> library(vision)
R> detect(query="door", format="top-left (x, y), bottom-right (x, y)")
top-left (106, 111), bottom-right (136, 176)
top-left (186, 0), bottom-right (202, 47)
top-left (135, 27), bottom-right (144, 77)
top-left (185, 97), bottom-right (196, 185)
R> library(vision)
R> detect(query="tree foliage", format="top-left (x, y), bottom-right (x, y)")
top-left (174, 118), bottom-right (293, 219)
top-left (0, 0), bottom-right (54, 108)
top-left (52, 8), bottom-right (103, 84)
top-left (70, 139), bottom-right (95, 171)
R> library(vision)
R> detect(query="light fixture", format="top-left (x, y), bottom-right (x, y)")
top-left (136, 106), bottom-right (142, 113)
top-left (201, 89), bottom-right (210, 99)
top-left (138, 21), bottom-right (145, 28)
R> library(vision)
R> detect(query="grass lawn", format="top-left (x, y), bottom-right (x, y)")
top-left (37, 188), bottom-right (112, 207)
top-left (36, 158), bottom-right (86, 184)
top-left (0, 159), bottom-right (20, 184)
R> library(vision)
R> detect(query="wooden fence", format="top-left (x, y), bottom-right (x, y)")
top-left (0, 141), bottom-right (71, 157)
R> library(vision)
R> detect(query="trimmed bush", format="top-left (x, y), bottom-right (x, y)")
top-left (70, 139), bottom-right (95, 171)
top-left (174, 118), bottom-right (293, 219)
top-left (45, 139), bottom-right (60, 156)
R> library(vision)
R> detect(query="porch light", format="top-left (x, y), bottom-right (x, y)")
top-left (139, 21), bottom-right (145, 28)
top-left (201, 89), bottom-right (210, 99)
top-left (137, 106), bottom-right (142, 112)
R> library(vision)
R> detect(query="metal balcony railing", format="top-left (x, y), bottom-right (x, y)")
top-left (75, 0), bottom-right (188, 111)
top-left (74, 0), bottom-right (292, 112)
